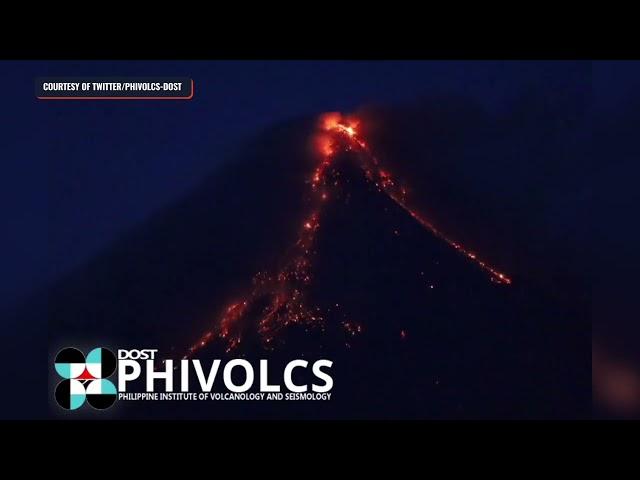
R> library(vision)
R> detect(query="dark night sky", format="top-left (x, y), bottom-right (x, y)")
top-left (0, 60), bottom-right (625, 308)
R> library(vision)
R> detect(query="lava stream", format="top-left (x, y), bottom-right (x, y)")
top-left (185, 112), bottom-right (511, 358)
top-left (339, 122), bottom-right (512, 286)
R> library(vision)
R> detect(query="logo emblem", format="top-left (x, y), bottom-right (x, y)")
top-left (54, 347), bottom-right (117, 410)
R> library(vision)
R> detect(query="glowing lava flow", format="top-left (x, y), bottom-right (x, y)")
top-left (333, 117), bottom-right (512, 286)
top-left (185, 112), bottom-right (511, 358)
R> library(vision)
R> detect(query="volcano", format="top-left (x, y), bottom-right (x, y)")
top-left (24, 110), bottom-right (589, 419)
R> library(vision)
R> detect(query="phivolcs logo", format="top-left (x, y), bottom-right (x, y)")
top-left (54, 347), bottom-right (117, 410)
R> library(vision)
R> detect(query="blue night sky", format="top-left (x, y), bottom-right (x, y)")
top-left (0, 60), bottom-right (628, 307)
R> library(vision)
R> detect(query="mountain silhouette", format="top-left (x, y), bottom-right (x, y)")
top-left (13, 106), bottom-right (589, 419)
